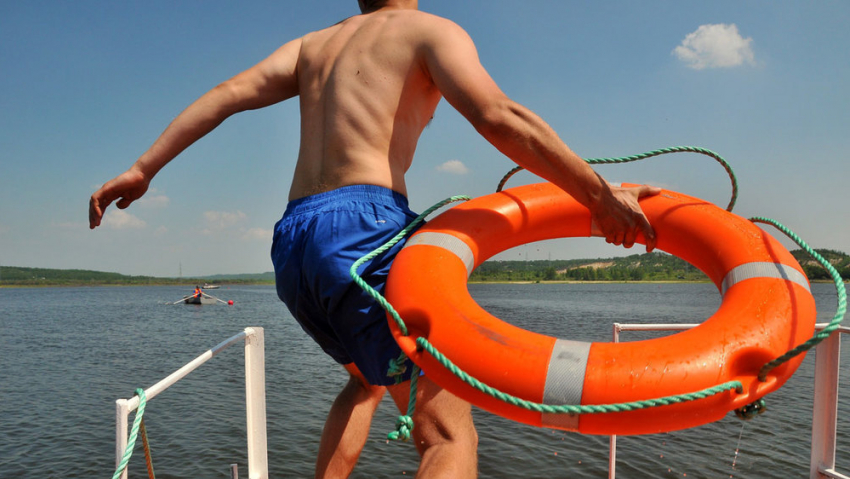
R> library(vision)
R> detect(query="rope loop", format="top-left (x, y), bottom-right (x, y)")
top-left (387, 364), bottom-right (421, 441)
top-left (350, 195), bottom-right (470, 337)
top-left (386, 354), bottom-right (409, 385)
top-left (387, 415), bottom-right (414, 442)
top-left (750, 217), bottom-right (847, 381)
top-left (497, 146), bottom-right (739, 211)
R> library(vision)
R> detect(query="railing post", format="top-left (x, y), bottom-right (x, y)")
top-left (114, 328), bottom-right (269, 479)
top-left (115, 398), bottom-right (130, 479)
top-left (244, 327), bottom-right (269, 479)
top-left (609, 323), bottom-right (620, 479)
top-left (810, 326), bottom-right (841, 478)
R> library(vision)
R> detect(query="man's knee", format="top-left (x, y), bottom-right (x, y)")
top-left (411, 382), bottom-right (477, 448)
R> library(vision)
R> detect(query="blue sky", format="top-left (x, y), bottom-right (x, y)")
top-left (1, 1), bottom-right (848, 277)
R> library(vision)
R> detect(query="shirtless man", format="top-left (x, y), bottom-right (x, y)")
top-left (90, 1), bottom-right (659, 477)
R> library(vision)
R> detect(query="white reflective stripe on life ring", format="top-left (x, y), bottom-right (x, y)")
top-left (404, 232), bottom-right (475, 277)
top-left (721, 262), bottom-right (810, 296)
top-left (541, 339), bottom-right (592, 430)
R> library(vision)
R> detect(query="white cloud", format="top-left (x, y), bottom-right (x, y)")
top-left (204, 210), bottom-right (246, 227)
top-left (102, 209), bottom-right (146, 229)
top-left (54, 221), bottom-right (86, 230)
top-left (436, 159), bottom-right (470, 175)
top-left (673, 24), bottom-right (755, 70)
top-left (243, 227), bottom-right (272, 241)
top-left (201, 210), bottom-right (247, 234)
top-left (138, 194), bottom-right (170, 209)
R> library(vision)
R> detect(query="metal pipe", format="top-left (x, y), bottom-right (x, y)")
top-left (245, 327), bottom-right (269, 479)
top-left (114, 328), bottom-right (265, 478)
top-left (810, 324), bottom-right (847, 478)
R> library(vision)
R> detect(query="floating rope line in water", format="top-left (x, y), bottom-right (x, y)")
top-left (730, 422), bottom-right (745, 475)
top-left (112, 388), bottom-right (151, 479)
top-left (349, 146), bottom-right (843, 439)
top-left (497, 146), bottom-right (739, 211)
top-left (749, 217), bottom-right (847, 381)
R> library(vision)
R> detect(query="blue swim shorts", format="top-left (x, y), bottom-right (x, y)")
top-left (271, 185), bottom-right (419, 386)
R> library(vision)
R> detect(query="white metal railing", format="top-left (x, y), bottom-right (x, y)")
top-left (114, 327), bottom-right (268, 479)
top-left (609, 323), bottom-right (848, 479)
top-left (111, 322), bottom-right (844, 478)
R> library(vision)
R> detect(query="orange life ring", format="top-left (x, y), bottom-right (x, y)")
top-left (385, 182), bottom-right (816, 435)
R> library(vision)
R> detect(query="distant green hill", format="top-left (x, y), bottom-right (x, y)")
top-left (790, 249), bottom-right (850, 281)
top-left (2, 248), bottom-right (847, 286)
top-left (0, 266), bottom-right (275, 286)
top-left (204, 272), bottom-right (276, 282)
top-left (469, 249), bottom-right (850, 283)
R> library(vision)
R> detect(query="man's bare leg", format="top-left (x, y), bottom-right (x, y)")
top-left (315, 364), bottom-right (386, 479)
top-left (387, 375), bottom-right (478, 478)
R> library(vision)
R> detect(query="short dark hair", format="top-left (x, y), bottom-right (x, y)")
top-left (358, 0), bottom-right (386, 13)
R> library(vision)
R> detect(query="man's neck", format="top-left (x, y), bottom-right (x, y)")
top-left (360, 0), bottom-right (418, 14)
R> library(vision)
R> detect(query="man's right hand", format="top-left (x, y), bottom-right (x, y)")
top-left (89, 167), bottom-right (150, 229)
top-left (591, 184), bottom-right (661, 252)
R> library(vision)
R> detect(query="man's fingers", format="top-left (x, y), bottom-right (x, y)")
top-left (89, 196), bottom-right (102, 229)
top-left (633, 185), bottom-right (659, 251)
top-left (89, 191), bottom-right (114, 229)
top-left (611, 232), bottom-right (624, 246)
top-left (638, 185), bottom-right (662, 198)
top-left (596, 184), bottom-right (660, 251)
top-left (623, 228), bottom-right (637, 249)
top-left (640, 216), bottom-right (657, 252)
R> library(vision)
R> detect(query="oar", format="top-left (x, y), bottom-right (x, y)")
top-left (169, 294), bottom-right (194, 305)
top-left (202, 292), bottom-right (233, 305)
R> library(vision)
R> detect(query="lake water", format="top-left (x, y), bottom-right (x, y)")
top-left (0, 283), bottom-right (847, 478)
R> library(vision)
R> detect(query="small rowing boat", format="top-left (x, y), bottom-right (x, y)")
top-left (185, 295), bottom-right (216, 305)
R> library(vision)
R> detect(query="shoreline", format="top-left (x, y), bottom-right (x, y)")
top-left (3, 279), bottom-right (845, 288)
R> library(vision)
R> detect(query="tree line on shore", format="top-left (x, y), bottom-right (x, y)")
top-left (0, 267), bottom-right (275, 287)
top-left (2, 249), bottom-right (847, 286)
top-left (470, 249), bottom-right (850, 283)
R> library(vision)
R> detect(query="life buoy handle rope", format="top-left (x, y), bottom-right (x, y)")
top-left (414, 334), bottom-right (745, 415)
top-left (750, 217), bottom-right (847, 380)
top-left (497, 145), bottom-right (739, 212)
top-left (349, 194), bottom-right (471, 338)
top-left (348, 146), bottom-right (846, 441)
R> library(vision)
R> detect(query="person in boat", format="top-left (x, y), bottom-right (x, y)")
top-left (89, 1), bottom-right (659, 477)
top-left (194, 285), bottom-right (202, 299)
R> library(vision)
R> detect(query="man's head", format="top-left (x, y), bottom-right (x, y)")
top-left (358, 0), bottom-right (416, 14)
top-left (358, 0), bottom-right (385, 13)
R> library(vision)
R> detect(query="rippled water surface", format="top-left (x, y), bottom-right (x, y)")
top-left (0, 283), bottom-right (846, 478)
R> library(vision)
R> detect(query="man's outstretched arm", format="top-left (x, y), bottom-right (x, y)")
top-left (89, 38), bottom-right (302, 229)
top-left (420, 19), bottom-right (659, 251)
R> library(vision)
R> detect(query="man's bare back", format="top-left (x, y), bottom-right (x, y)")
top-left (290, 9), bottom-right (447, 200)
top-left (289, 6), bottom-right (660, 253)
